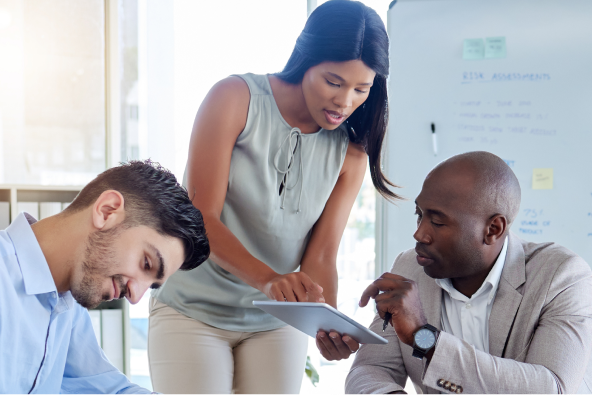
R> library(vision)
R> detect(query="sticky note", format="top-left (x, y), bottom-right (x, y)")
top-left (532, 168), bottom-right (553, 190)
top-left (485, 37), bottom-right (506, 59)
top-left (463, 39), bottom-right (485, 60)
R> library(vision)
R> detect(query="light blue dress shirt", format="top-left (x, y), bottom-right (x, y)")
top-left (0, 213), bottom-right (150, 394)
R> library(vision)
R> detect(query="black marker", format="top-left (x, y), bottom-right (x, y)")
top-left (382, 312), bottom-right (392, 332)
top-left (431, 123), bottom-right (438, 156)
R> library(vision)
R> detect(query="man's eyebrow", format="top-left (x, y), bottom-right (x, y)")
top-left (426, 209), bottom-right (449, 219)
top-left (148, 243), bottom-right (166, 281)
top-left (327, 72), bottom-right (373, 86)
top-left (414, 201), bottom-right (449, 219)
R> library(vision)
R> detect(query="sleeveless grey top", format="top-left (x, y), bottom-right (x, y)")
top-left (153, 73), bottom-right (350, 332)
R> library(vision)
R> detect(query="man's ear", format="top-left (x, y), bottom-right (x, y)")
top-left (91, 190), bottom-right (125, 231)
top-left (484, 214), bottom-right (507, 245)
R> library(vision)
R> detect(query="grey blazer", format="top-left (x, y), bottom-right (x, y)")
top-left (346, 233), bottom-right (592, 394)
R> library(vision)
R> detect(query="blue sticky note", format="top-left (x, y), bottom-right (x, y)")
top-left (485, 37), bottom-right (506, 59)
top-left (463, 39), bottom-right (485, 60)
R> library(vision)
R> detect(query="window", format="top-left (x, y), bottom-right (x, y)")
top-left (0, 0), bottom-right (106, 185)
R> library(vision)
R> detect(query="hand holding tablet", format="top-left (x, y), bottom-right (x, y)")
top-left (253, 301), bottom-right (388, 345)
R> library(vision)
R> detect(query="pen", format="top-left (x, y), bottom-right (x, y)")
top-left (382, 312), bottom-right (392, 332)
top-left (431, 123), bottom-right (438, 156)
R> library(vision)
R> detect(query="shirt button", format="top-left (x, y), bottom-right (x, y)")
top-left (465, 303), bottom-right (472, 309)
top-left (437, 379), bottom-right (445, 387)
top-left (444, 381), bottom-right (452, 390)
top-left (456, 385), bottom-right (464, 393)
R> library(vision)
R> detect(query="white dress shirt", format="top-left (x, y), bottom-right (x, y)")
top-left (435, 237), bottom-right (508, 353)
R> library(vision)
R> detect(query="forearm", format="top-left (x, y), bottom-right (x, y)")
top-left (203, 213), bottom-right (277, 292)
top-left (346, 365), bottom-right (406, 394)
top-left (346, 315), bottom-right (409, 394)
top-left (300, 259), bottom-right (338, 307)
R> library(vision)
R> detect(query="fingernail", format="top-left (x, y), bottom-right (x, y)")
top-left (319, 333), bottom-right (325, 338)
top-left (343, 336), bottom-right (350, 341)
top-left (319, 298), bottom-right (325, 303)
top-left (330, 334), bottom-right (337, 339)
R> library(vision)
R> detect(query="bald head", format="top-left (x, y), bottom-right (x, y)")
top-left (427, 151), bottom-right (521, 227)
top-left (413, 151), bottom-right (521, 293)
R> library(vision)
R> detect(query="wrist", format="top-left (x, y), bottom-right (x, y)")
top-left (254, 268), bottom-right (279, 293)
top-left (411, 324), bottom-right (439, 360)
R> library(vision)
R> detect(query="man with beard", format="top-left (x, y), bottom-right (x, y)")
top-left (0, 160), bottom-right (210, 393)
top-left (320, 151), bottom-right (592, 393)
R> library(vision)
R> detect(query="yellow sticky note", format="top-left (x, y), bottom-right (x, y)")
top-left (532, 168), bottom-right (553, 189)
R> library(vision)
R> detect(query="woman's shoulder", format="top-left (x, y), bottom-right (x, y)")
top-left (340, 140), bottom-right (367, 177)
top-left (207, 74), bottom-right (273, 106)
top-left (193, 76), bottom-right (251, 142)
top-left (208, 75), bottom-right (250, 104)
top-left (231, 73), bottom-right (273, 96)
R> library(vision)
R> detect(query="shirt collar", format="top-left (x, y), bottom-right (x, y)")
top-left (6, 212), bottom-right (58, 296)
top-left (435, 236), bottom-right (509, 303)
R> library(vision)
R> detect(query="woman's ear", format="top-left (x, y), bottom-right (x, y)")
top-left (91, 190), bottom-right (125, 231)
top-left (484, 214), bottom-right (507, 245)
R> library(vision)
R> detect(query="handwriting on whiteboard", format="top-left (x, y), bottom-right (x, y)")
top-left (589, 194), bottom-right (592, 237)
top-left (452, 98), bottom-right (555, 145)
top-left (518, 209), bottom-right (550, 236)
top-left (462, 72), bottom-right (551, 83)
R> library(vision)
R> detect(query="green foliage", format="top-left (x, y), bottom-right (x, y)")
top-left (305, 356), bottom-right (319, 387)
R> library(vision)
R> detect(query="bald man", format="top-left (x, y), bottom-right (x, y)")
top-left (332, 152), bottom-right (592, 393)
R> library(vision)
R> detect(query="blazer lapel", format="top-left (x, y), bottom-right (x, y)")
top-left (488, 233), bottom-right (525, 357)
top-left (417, 268), bottom-right (443, 330)
top-left (415, 268), bottom-right (443, 394)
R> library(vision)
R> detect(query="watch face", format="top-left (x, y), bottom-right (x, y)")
top-left (414, 328), bottom-right (436, 349)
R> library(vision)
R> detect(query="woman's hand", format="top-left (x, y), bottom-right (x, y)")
top-left (261, 272), bottom-right (325, 303)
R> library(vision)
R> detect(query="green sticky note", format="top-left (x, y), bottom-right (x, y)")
top-left (485, 37), bottom-right (506, 59)
top-left (463, 39), bottom-right (485, 60)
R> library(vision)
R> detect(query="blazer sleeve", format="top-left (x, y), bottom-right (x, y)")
top-left (345, 313), bottom-right (409, 394)
top-left (345, 252), bottom-right (410, 394)
top-left (422, 256), bottom-right (592, 394)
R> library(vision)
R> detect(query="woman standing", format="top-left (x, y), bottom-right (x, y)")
top-left (148, 1), bottom-right (400, 393)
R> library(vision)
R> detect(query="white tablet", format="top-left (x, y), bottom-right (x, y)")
top-left (253, 301), bottom-right (388, 344)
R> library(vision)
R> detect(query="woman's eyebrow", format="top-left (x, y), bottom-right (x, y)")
top-left (327, 71), bottom-right (373, 86)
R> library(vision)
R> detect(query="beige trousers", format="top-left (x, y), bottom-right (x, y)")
top-left (147, 298), bottom-right (309, 394)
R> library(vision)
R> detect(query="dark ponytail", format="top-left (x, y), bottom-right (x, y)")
top-left (276, 0), bottom-right (401, 202)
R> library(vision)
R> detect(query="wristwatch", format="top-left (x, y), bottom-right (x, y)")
top-left (412, 323), bottom-right (439, 359)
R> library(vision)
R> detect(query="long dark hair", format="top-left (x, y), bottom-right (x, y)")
top-left (276, 0), bottom-right (401, 201)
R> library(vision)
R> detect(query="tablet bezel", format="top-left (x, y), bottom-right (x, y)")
top-left (253, 301), bottom-right (388, 345)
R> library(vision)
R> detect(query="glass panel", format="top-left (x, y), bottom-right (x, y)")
top-left (0, 0), bottom-right (105, 185)
top-left (301, 168), bottom-right (378, 394)
top-left (129, 294), bottom-right (152, 391)
top-left (119, 0), bottom-right (139, 162)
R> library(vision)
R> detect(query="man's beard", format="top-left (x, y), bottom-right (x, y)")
top-left (71, 225), bottom-right (128, 309)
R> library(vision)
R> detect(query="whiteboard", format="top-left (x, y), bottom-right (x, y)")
top-left (382, 0), bottom-right (592, 269)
